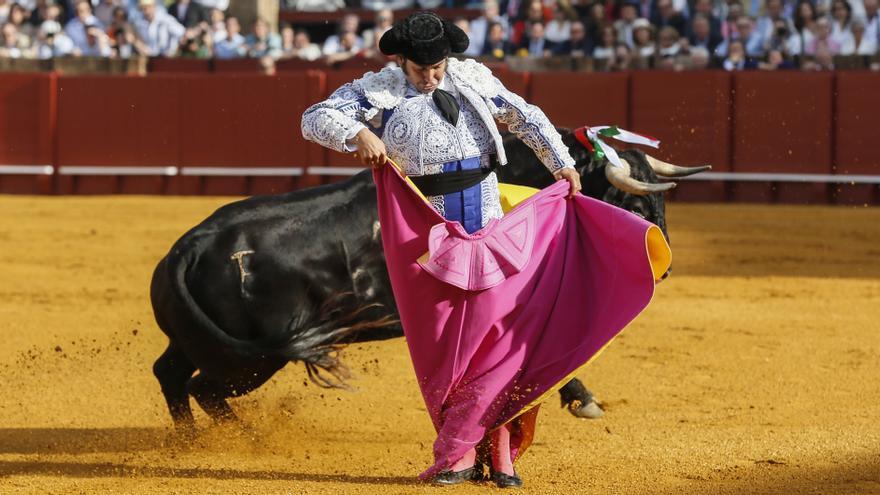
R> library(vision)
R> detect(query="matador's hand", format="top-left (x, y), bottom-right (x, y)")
top-left (353, 128), bottom-right (388, 169)
top-left (554, 167), bottom-right (582, 199)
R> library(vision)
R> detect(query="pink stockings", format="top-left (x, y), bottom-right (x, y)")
top-left (449, 423), bottom-right (515, 476)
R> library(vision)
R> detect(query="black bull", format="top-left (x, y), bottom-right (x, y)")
top-left (150, 130), bottom-right (709, 432)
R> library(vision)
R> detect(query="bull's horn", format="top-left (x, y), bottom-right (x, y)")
top-left (646, 155), bottom-right (712, 177)
top-left (606, 159), bottom-right (677, 196)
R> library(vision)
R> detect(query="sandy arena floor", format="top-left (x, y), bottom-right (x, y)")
top-left (0, 195), bottom-right (878, 495)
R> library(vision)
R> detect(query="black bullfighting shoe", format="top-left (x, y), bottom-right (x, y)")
top-left (490, 470), bottom-right (523, 489)
top-left (430, 466), bottom-right (478, 485)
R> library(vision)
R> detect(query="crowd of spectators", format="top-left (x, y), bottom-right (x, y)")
top-left (0, 0), bottom-right (305, 60)
top-left (0, 0), bottom-right (878, 71)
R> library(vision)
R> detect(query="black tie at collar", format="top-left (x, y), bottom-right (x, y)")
top-left (432, 88), bottom-right (460, 127)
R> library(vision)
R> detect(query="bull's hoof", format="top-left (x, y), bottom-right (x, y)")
top-left (567, 399), bottom-right (605, 419)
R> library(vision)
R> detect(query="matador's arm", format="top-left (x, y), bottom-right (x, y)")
top-left (490, 79), bottom-right (576, 175)
top-left (301, 82), bottom-right (369, 154)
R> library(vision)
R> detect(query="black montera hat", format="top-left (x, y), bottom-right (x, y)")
top-left (379, 12), bottom-right (469, 65)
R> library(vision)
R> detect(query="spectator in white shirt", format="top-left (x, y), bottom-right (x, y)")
top-left (468, 0), bottom-right (508, 56)
top-left (133, 0), bottom-right (184, 57)
top-left (208, 7), bottom-right (225, 43)
top-left (214, 15), bottom-right (244, 58)
top-left (284, 26), bottom-right (321, 61)
top-left (545, 3), bottom-right (574, 45)
top-left (829, 0), bottom-right (853, 46)
top-left (864, 0), bottom-right (879, 42)
top-left (0, 22), bottom-right (23, 57)
top-left (36, 19), bottom-right (74, 58)
top-left (322, 13), bottom-right (362, 56)
top-left (840, 19), bottom-right (877, 54)
top-left (65, 0), bottom-right (103, 53)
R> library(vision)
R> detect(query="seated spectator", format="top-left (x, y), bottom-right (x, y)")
top-left (511, 0), bottom-right (545, 47)
top-left (132, 0), bottom-right (184, 57)
top-left (178, 25), bottom-right (211, 57)
top-left (94, 0), bottom-right (118, 27)
top-left (689, 13), bottom-right (722, 53)
top-left (803, 42), bottom-right (835, 69)
top-left (168, 0), bottom-right (209, 29)
top-left (516, 19), bottom-right (552, 57)
top-left (793, 0), bottom-right (817, 50)
top-left (31, 1), bottom-right (64, 27)
top-left (722, 38), bottom-right (757, 69)
top-left (322, 12), bottom-right (362, 56)
top-left (453, 16), bottom-right (482, 57)
top-left (66, 0), bottom-right (103, 53)
top-left (361, 8), bottom-right (393, 52)
top-left (208, 7), bottom-right (225, 42)
top-left (213, 15), bottom-right (244, 58)
top-left (106, 6), bottom-right (131, 45)
top-left (35, 19), bottom-right (74, 58)
top-left (592, 24), bottom-right (617, 61)
top-left (469, 0), bottom-right (508, 57)
top-left (688, 0), bottom-right (722, 40)
top-left (0, 22), bottom-right (24, 57)
top-left (481, 20), bottom-right (513, 59)
top-left (324, 30), bottom-right (359, 64)
top-left (715, 16), bottom-right (764, 58)
top-left (804, 17), bottom-right (841, 55)
top-left (687, 45), bottom-right (711, 68)
top-left (756, 0), bottom-right (794, 44)
top-left (553, 20), bottom-right (591, 56)
top-left (545, 2), bottom-right (574, 45)
top-left (764, 18), bottom-right (802, 56)
top-left (656, 25), bottom-right (682, 58)
top-left (632, 18), bottom-right (655, 59)
top-left (610, 42), bottom-right (633, 70)
top-left (614, 0), bottom-right (639, 48)
top-left (757, 48), bottom-right (796, 69)
top-left (829, 0), bottom-right (852, 48)
top-left (584, 1), bottom-right (606, 48)
top-left (111, 25), bottom-right (140, 57)
top-left (651, 0), bottom-right (687, 38)
top-left (719, 1), bottom-right (743, 41)
top-left (840, 20), bottom-right (877, 55)
top-left (8, 3), bottom-right (33, 41)
top-left (865, 0), bottom-right (878, 45)
top-left (79, 24), bottom-right (111, 56)
top-left (245, 17), bottom-right (280, 58)
top-left (287, 27), bottom-right (321, 60)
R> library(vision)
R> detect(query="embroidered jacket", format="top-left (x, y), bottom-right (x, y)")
top-left (301, 58), bottom-right (575, 224)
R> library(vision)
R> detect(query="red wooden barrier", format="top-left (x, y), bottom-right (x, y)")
top-left (0, 73), bottom-right (54, 194)
top-left (177, 73), bottom-right (314, 195)
top-left (630, 71), bottom-right (732, 202)
top-left (55, 75), bottom-right (180, 194)
top-left (834, 72), bottom-right (880, 205)
top-left (528, 72), bottom-right (629, 130)
top-left (732, 72), bottom-right (833, 203)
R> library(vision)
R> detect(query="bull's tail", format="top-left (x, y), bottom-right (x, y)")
top-left (164, 247), bottom-right (396, 388)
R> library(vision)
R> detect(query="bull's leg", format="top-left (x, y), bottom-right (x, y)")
top-left (186, 361), bottom-right (285, 424)
top-left (153, 343), bottom-right (197, 432)
top-left (186, 374), bottom-right (239, 423)
top-left (559, 378), bottom-right (604, 419)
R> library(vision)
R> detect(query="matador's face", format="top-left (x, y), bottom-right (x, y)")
top-left (398, 57), bottom-right (447, 94)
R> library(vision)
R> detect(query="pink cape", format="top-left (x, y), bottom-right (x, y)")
top-left (373, 164), bottom-right (671, 479)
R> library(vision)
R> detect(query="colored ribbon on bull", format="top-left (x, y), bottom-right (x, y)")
top-left (572, 126), bottom-right (661, 169)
